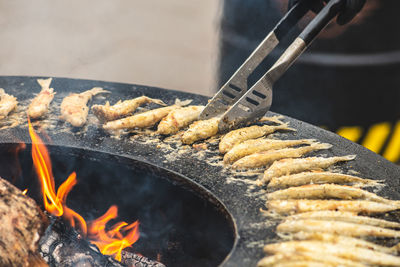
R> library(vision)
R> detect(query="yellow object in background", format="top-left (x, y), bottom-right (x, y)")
top-left (362, 122), bottom-right (391, 154)
top-left (336, 126), bottom-right (363, 143)
top-left (383, 121), bottom-right (400, 163)
top-left (336, 121), bottom-right (400, 164)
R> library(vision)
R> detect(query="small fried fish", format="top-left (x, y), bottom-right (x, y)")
top-left (257, 252), bottom-right (366, 267)
top-left (267, 199), bottom-right (400, 215)
top-left (268, 171), bottom-right (382, 189)
top-left (224, 138), bottom-right (315, 164)
top-left (290, 232), bottom-right (399, 255)
top-left (233, 143), bottom-right (332, 169)
top-left (286, 210), bottom-right (400, 229)
top-left (270, 261), bottom-right (333, 267)
top-left (219, 123), bottom-right (295, 154)
top-left (259, 155), bottom-right (356, 185)
top-left (103, 100), bottom-right (191, 131)
top-left (157, 105), bottom-right (204, 135)
top-left (0, 89), bottom-right (17, 120)
top-left (264, 240), bottom-right (400, 266)
top-left (60, 87), bottom-right (109, 127)
top-left (92, 96), bottom-right (165, 122)
top-left (267, 184), bottom-right (395, 204)
top-left (181, 117), bottom-right (220, 144)
top-left (28, 78), bottom-right (55, 119)
top-left (277, 219), bottom-right (400, 238)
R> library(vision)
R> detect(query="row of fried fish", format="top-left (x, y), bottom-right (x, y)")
top-left (188, 106), bottom-right (400, 266)
top-left (0, 78), bottom-right (56, 121)
top-left (250, 153), bottom-right (400, 266)
top-left (210, 118), bottom-right (400, 266)
top-left (0, 78), bottom-right (107, 127)
top-left (214, 129), bottom-right (400, 266)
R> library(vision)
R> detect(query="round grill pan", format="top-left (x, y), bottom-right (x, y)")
top-left (0, 76), bottom-right (398, 266)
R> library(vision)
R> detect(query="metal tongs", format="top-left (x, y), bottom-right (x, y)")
top-left (200, 0), bottom-right (345, 132)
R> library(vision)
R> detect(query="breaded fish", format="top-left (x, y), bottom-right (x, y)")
top-left (224, 138), bottom-right (315, 164)
top-left (92, 96), bottom-right (165, 122)
top-left (264, 240), bottom-right (400, 266)
top-left (181, 117), bottom-right (220, 144)
top-left (232, 143), bottom-right (332, 169)
top-left (60, 87), bottom-right (109, 127)
top-left (0, 88), bottom-right (17, 120)
top-left (219, 123), bottom-right (295, 154)
top-left (270, 261), bottom-right (334, 267)
top-left (268, 171), bottom-right (382, 189)
top-left (28, 78), bottom-right (55, 119)
top-left (267, 199), bottom-right (400, 215)
top-left (103, 100), bottom-right (191, 131)
top-left (259, 155), bottom-right (356, 185)
top-left (277, 219), bottom-right (400, 238)
top-left (290, 232), bottom-right (399, 255)
top-left (286, 210), bottom-right (400, 229)
top-left (267, 184), bottom-right (395, 204)
top-left (157, 105), bottom-right (204, 135)
top-left (257, 252), bottom-right (366, 267)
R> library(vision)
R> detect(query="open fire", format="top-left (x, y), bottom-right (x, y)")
top-left (28, 118), bottom-right (140, 262)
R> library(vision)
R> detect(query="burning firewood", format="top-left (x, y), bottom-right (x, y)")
top-left (39, 215), bottom-right (165, 267)
top-left (0, 177), bottom-right (48, 267)
top-left (121, 251), bottom-right (166, 267)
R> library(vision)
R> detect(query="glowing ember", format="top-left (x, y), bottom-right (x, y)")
top-left (89, 205), bottom-right (140, 261)
top-left (27, 118), bottom-right (139, 260)
top-left (22, 189), bottom-right (28, 195)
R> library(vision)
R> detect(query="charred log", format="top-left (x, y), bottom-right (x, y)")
top-left (0, 177), bottom-right (47, 267)
top-left (39, 216), bottom-right (165, 267)
top-left (121, 251), bottom-right (165, 267)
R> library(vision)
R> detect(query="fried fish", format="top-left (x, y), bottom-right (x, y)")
top-left (268, 171), bottom-right (382, 189)
top-left (286, 210), bottom-right (400, 229)
top-left (257, 252), bottom-right (366, 267)
top-left (219, 123), bottom-right (295, 154)
top-left (92, 96), bottom-right (165, 122)
top-left (224, 138), bottom-right (315, 164)
top-left (267, 184), bottom-right (395, 204)
top-left (28, 78), bottom-right (55, 119)
top-left (277, 219), bottom-right (400, 238)
top-left (181, 117), bottom-right (220, 144)
top-left (157, 105), bottom-right (204, 135)
top-left (267, 199), bottom-right (400, 215)
top-left (232, 143), bottom-right (332, 169)
top-left (290, 232), bottom-right (399, 255)
top-left (103, 99), bottom-right (191, 131)
top-left (264, 241), bottom-right (400, 266)
top-left (0, 88), bottom-right (17, 120)
top-left (259, 155), bottom-right (356, 185)
top-left (60, 87), bottom-right (109, 127)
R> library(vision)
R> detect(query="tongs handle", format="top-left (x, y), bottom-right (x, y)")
top-left (218, 0), bottom-right (345, 132)
top-left (200, 0), bottom-right (313, 120)
top-left (267, 0), bottom-right (345, 84)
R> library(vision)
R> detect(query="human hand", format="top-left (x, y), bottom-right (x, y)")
top-left (288, 0), bottom-right (366, 25)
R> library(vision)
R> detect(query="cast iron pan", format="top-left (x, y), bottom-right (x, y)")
top-left (0, 76), bottom-right (399, 266)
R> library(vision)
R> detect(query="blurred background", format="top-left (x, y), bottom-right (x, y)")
top-left (0, 0), bottom-right (221, 95)
top-left (0, 0), bottom-right (398, 163)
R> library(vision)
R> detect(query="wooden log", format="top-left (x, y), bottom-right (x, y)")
top-left (0, 177), bottom-right (48, 267)
top-left (121, 251), bottom-right (165, 267)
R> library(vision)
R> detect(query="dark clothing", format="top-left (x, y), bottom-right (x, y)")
top-left (219, 0), bottom-right (400, 160)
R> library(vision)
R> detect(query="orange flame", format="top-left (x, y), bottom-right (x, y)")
top-left (29, 118), bottom-right (87, 234)
top-left (27, 117), bottom-right (139, 260)
top-left (22, 189), bottom-right (28, 195)
top-left (88, 205), bottom-right (140, 261)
